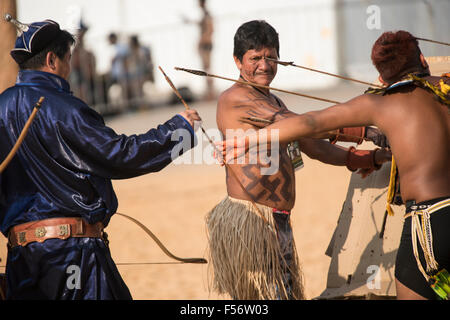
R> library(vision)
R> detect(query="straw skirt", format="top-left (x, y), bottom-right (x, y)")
top-left (206, 196), bottom-right (304, 299)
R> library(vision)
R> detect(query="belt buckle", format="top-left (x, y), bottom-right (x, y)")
top-left (57, 224), bottom-right (71, 239)
top-left (35, 226), bottom-right (47, 239)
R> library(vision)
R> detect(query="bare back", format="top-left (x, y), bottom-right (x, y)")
top-left (373, 78), bottom-right (450, 202)
top-left (217, 83), bottom-right (296, 211)
top-left (267, 76), bottom-right (449, 204)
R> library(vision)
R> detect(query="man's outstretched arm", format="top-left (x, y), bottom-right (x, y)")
top-left (217, 94), bottom-right (381, 162)
top-left (269, 95), bottom-right (378, 144)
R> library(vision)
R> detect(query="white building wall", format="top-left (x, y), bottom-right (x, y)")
top-left (17, 0), bottom-right (339, 97)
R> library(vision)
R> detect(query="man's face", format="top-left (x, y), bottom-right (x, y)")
top-left (54, 50), bottom-right (72, 80)
top-left (234, 47), bottom-right (278, 86)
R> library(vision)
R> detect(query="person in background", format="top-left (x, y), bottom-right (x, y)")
top-left (70, 20), bottom-right (97, 106)
top-left (108, 32), bottom-right (129, 110)
top-left (126, 35), bottom-right (154, 110)
top-left (183, 0), bottom-right (215, 100)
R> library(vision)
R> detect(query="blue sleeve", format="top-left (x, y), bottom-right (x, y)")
top-left (174, 114), bottom-right (195, 137)
top-left (47, 104), bottom-right (197, 179)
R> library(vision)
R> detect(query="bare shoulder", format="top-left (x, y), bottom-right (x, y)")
top-left (217, 84), bottom-right (255, 118)
top-left (346, 92), bottom-right (381, 107)
top-left (302, 92), bottom-right (383, 130)
top-left (217, 84), bottom-right (250, 108)
top-left (321, 92), bottom-right (381, 117)
top-left (216, 84), bottom-right (251, 131)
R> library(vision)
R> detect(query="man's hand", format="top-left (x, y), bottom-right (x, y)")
top-left (310, 129), bottom-right (339, 140)
top-left (365, 127), bottom-right (390, 148)
top-left (214, 135), bottom-right (250, 165)
top-left (178, 109), bottom-right (202, 129)
top-left (374, 147), bottom-right (392, 165)
top-left (356, 148), bottom-right (392, 178)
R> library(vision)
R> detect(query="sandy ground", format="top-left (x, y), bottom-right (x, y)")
top-left (0, 82), bottom-right (365, 300)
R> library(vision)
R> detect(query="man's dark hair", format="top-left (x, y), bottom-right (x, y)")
top-left (19, 30), bottom-right (75, 70)
top-left (371, 30), bottom-right (425, 84)
top-left (233, 20), bottom-right (279, 61)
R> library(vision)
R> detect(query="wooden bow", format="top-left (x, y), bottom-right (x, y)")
top-left (113, 68), bottom-right (211, 265)
top-left (115, 212), bottom-right (207, 264)
top-left (0, 96), bottom-right (44, 174)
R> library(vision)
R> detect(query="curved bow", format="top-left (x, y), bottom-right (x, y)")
top-left (0, 96), bottom-right (44, 174)
top-left (115, 212), bottom-right (207, 264)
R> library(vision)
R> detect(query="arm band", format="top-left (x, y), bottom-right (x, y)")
top-left (346, 146), bottom-right (382, 172)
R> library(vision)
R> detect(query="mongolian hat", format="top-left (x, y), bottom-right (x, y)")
top-left (5, 14), bottom-right (62, 64)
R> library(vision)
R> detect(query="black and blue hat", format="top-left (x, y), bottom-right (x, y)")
top-left (6, 15), bottom-right (62, 64)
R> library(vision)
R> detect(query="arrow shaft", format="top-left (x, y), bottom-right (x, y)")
top-left (208, 72), bottom-right (340, 104)
top-left (415, 37), bottom-right (450, 47)
top-left (160, 67), bottom-right (272, 226)
top-left (175, 67), bottom-right (340, 104)
top-left (264, 57), bottom-right (382, 88)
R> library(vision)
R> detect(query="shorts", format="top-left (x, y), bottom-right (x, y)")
top-left (394, 197), bottom-right (450, 299)
top-left (272, 209), bottom-right (296, 298)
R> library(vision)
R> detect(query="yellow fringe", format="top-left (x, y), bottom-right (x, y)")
top-left (205, 196), bottom-right (305, 300)
top-left (407, 74), bottom-right (450, 106)
top-left (386, 156), bottom-right (397, 216)
top-left (440, 79), bottom-right (450, 95)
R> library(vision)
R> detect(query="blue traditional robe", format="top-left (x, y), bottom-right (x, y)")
top-left (0, 70), bottom-right (196, 299)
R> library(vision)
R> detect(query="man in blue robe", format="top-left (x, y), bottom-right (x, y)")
top-left (0, 18), bottom-right (201, 299)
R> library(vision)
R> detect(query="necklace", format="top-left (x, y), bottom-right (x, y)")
top-left (239, 74), bottom-right (271, 98)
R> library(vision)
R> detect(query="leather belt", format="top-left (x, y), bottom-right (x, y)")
top-left (405, 199), bottom-right (432, 212)
top-left (404, 198), bottom-right (450, 219)
top-left (8, 217), bottom-right (105, 248)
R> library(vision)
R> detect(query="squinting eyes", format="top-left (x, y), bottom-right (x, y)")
top-left (250, 57), bottom-right (276, 62)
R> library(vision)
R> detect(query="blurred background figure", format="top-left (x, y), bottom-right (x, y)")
top-left (126, 35), bottom-right (154, 110)
top-left (198, 0), bottom-right (214, 100)
top-left (183, 0), bottom-right (215, 101)
top-left (107, 32), bottom-right (130, 111)
top-left (70, 20), bottom-right (97, 106)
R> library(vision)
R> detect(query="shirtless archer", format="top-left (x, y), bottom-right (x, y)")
top-left (220, 30), bottom-right (450, 300)
top-left (206, 20), bottom-right (391, 300)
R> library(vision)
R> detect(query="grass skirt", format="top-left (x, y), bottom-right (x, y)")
top-left (206, 196), bottom-right (305, 299)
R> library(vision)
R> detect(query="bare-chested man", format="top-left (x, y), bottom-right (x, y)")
top-left (206, 20), bottom-right (391, 300)
top-left (198, 0), bottom-right (214, 99)
top-left (221, 30), bottom-right (450, 300)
